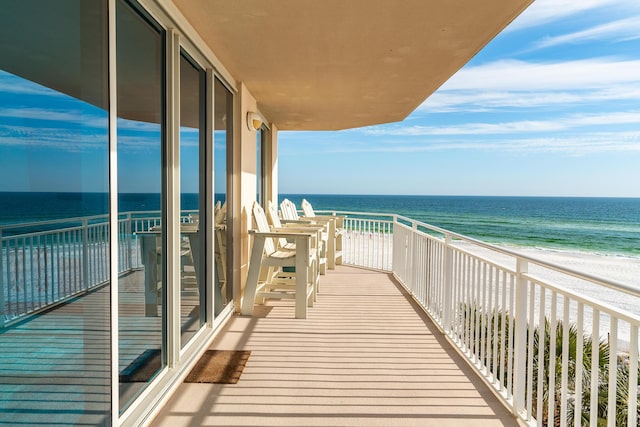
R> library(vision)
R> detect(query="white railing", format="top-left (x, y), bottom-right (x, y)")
top-left (339, 211), bottom-right (394, 271)
top-left (0, 211), bottom-right (194, 327)
top-left (325, 210), bottom-right (640, 427)
top-left (4, 207), bottom-right (639, 424)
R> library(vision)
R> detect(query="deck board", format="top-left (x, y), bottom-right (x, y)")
top-left (151, 266), bottom-right (521, 427)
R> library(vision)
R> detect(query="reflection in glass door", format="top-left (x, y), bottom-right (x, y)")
top-left (214, 78), bottom-right (234, 316)
top-left (0, 1), bottom-right (111, 424)
top-left (179, 51), bottom-right (206, 348)
top-left (116, 0), bottom-right (166, 412)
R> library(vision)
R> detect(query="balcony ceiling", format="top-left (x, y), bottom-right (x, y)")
top-left (174, 0), bottom-right (533, 130)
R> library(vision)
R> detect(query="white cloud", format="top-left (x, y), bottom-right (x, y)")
top-left (506, 0), bottom-right (625, 32)
top-left (416, 58), bottom-right (640, 112)
top-left (117, 118), bottom-right (161, 133)
top-left (422, 86), bottom-right (640, 112)
top-left (0, 124), bottom-right (108, 152)
top-left (0, 107), bottom-right (107, 128)
top-left (441, 58), bottom-right (640, 92)
top-left (534, 17), bottom-right (640, 49)
top-left (315, 132), bottom-right (640, 155)
top-left (365, 111), bottom-right (640, 136)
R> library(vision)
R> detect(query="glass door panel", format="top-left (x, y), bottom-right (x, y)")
top-left (213, 78), bottom-right (233, 316)
top-left (116, 0), bottom-right (166, 412)
top-left (179, 52), bottom-right (205, 348)
top-left (0, 1), bottom-right (111, 424)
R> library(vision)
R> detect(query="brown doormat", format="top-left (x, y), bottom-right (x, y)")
top-left (184, 350), bottom-right (251, 384)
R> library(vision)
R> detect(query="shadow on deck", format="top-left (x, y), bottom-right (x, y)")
top-left (151, 265), bottom-right (521, 427)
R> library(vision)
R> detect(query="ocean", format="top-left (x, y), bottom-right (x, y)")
top-left (1, 192), bottom-right (638, 257)
top-left (281, 194), bottom-right (640, 257)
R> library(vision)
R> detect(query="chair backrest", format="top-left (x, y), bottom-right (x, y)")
top-left (214, 201), bottom-right (227, 225)
top-left (266, 201), bottom-right (291, 248)
top-left (301, 199), bottom-right (315, 217)
top-left (252, 201), bottom-right (276, 254)
top-left (267, 201), bottom-right (283, 227)
top-left (280, 198), bottom-right (299, 221)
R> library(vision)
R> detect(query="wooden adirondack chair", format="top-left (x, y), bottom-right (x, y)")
top-left (267, 200), bottom-right (327, 278)
top-left (281, 198), bottom-right (342, 269)
top-left (241, 202), bottom-right (318, 319)
top-left (301, 198), bottom-right (344, 267)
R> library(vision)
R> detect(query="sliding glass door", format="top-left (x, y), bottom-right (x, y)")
top-left (0, 1), bottom-right (111, 424)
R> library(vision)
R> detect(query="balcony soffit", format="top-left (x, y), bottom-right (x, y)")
top-left (173, 0), bottom-right (533, 131)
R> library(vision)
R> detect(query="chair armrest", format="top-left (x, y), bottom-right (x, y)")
top-left (249, 229), bottom-right (314, 239)
top-left (275, 224), bottom-right (325, 231)
top-left (280, 219), bottom-right (313, 224)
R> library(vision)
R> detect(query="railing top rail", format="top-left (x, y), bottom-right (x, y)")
top-left (0, 209), bottom-right (199, 231)
top-left (316, 210), bottom-right (395, 220)
top-left (0, 213), bottom-right (110, 230)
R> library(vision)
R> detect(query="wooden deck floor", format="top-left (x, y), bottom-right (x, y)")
top-left (151, 266), bottom-right (521, 427)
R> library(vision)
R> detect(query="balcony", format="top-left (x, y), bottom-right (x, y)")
top-left (151, 264), bottom-right (520, 426)
top-left (2, 210), bottom-right (639, 426)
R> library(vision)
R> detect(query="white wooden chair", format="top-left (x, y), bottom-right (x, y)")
top-left (241, 202), bottom-right (318, 319)
top-left (281, 198), bottom-right (342, 269)
top-left (301, 198), bottom-right (344, 267)
top-left (267, 200), bottom-right (327, 277)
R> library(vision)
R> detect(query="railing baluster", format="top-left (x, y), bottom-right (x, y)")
top-left (499, 270), bottom-right (507, 393)
top-left (536, 286), bottom-right (546, 426)
top-left (629, 324), bottom-right (638, 427)
top-left (442, 235), bottom-right (453, 332)
top-left (548, 291), bottom-right (558, 427)
top-left (507, 273), bottom-right (515, 399)
top-left (491, 265), bottom-right (499, 384)
top-left (29, 235), bottom-right (34, 311)
top-left (526, 281), bottom-right (536, 421)
top-left (574, 302), bottom-right (584, 427)
top-left (21, 237), bottom-right (27, 314)
top-left (82, 219), bottom-right (89, 292)
top-left (591, 309), bottom-right (600, 426)
top-left (127, 212), bottom-right (133, 270)
top-left (513, 259), bottom-right (528, 414)
top-left (607, 317), bottom-right (618, 427)
top-left (560, 296), bottom-right (571, 427)
top-left (464, 254), bottom-right (471, 354)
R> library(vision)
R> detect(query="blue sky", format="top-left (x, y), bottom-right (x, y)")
top-left (1, 0), bottom-right (639, 197)
top-left (278, 0), bottom-right (640, 197)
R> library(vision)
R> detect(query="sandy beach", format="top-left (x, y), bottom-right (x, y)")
top-left (457, 241), bottom-right (640, 312)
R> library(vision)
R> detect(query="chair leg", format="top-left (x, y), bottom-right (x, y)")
top-left (241, 235), bottom-right (266, 316)
top-left (294, 244), bottom-right (308, 319)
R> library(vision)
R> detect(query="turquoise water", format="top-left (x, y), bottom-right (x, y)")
top-left (1, 192), bottom-right (638, 257)
top-left (281, 194), bottom-right (640, 257)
